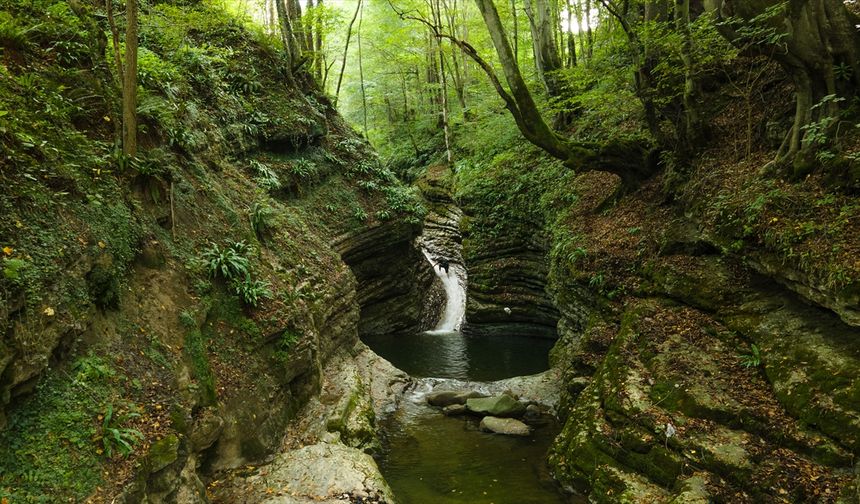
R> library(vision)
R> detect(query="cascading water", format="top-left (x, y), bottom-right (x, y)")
top-left (421, 249), bottom-right (466, 332)
top-left (360, 202), bottom-right (566, 504)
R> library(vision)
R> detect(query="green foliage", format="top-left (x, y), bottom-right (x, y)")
top-left (99, 403), bottom-right (144, 458)
top-left (801, 95), bottom-right (845, 147)
top-left (179, 309), bottom-right (197, 328)
top-left (272, 329), bottom-right (301, 366)
top-left (250, 159), bottom-right (281, 191)
top-left (352, 206), bottom-right (368, 222)
top-left (0, 354), bottom-right (118, 501)
top-left (231, 274), bottom-right (272, 307)
top-left (249, 201), bottom-right (276, 238)
top-left (739, 343), bottom-right (762, 368)
top-left (720, 2), bottom-right (789, 48)
top-left (2, 257), bottom-right (28, 281)
top-left (184, 329), bottom-right (217, 405)
top-left (202, 241), bottom-right (251, 281)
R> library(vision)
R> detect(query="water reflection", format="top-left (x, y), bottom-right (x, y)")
top-left (361, 331), bottom-right (555, 381)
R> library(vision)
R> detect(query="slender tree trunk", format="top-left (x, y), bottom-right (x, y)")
top-left (315, 0), bottom-right (323, 82)
top-left (289, 0), bottom-right (307, 53)
top-left (122, 0), bottom-right (138, 156)
top-left (573, 0), bottom-right (585, 63)
top-left (358, 1), bottom-right (368, 136)
top-left (584, 0), bottom-right (592, 59)
top-left (565, 0), bottom-right (576, 67)
top-left (510, 0), bottom-right (519, 65)
top-left (444, 0), bottom-right (468, 114)
top-left (335, 0), bottom-right (362, 104)
top-left (675, 0), bottom-right (701, 153)
top-left (432, 0), bottom-right (454, 163)
top-left (304, 0), bottom-right (314, 60)
top-left (524, 0), bottom-right (563, 94)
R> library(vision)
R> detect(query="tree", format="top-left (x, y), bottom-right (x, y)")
top-left (335, 0), bottom-right (362, 103)
top-left (122, 0), bottom-right (138, 156)
top-left (706, 0), bottom-right (860, 176)
top-left (464, 0), bottom-right (656, 187)
top-left (523, 0), bottom-right (563, 94)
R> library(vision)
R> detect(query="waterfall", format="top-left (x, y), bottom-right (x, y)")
top-left (421, 249), bottom-right (466, 332)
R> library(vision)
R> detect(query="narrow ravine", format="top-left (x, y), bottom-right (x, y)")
top-left (362, 203), bottom-right (572, 504)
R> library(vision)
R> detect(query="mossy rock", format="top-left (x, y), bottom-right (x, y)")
top-left (148, 434), bottom-right (180, 473)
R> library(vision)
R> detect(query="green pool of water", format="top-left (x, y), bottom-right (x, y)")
top-left (379, 393), bottom-right (573, 504)
top-left (361, 331), bottom-right (556, 381)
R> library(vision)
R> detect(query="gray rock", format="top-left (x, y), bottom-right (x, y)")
top-left (479, 416), bottom-right (532, 436)
top-left (466, 394), bottom-right (526, 418)
top-left (257, 443), bottom-right (394, 504)
top-left (189, 410), bottom-right (224, 452)
top-left (442, 404), bottom-right (467, 416)
top-left (426, 390), bottom-right (485, 407)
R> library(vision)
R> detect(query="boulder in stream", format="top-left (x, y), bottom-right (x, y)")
top-left (479, 416), bottom-right (532, 436)
top-left (442, 404), bottom-right (468, 416)
top-left (426, 390), bottom-right (485, 407)
top-left (465, 394), bottom-right (526, 418)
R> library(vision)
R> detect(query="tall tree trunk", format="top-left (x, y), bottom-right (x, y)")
top-left (675, 0), bottom-right (701, 154)
top-left (510, 0), bottom-right (519, 65)
top-left (315, 0), bottom-right (323, 82)
top-left (276, 0), bottom-right (302, 71)
top-left (289, 0), bottom-right (307, 53)
top-left (335, 0), bottom-right (362, 104)
top-left (358, 0), bottom-right (368, 136)
top-left (584, 0), bottom-right (593, 59)
top-left (444, 0), bottom-right (468, 114)
top-left (523, 0), bottom-right (563, 94)
top-left (565, 0), bottom-right (576, 67)
top-left (122, 0), bottom-right (138, 156)
top-left (432, 0), bottom-right (454, 163)
top-left (304, 0), bottom-right (314, 61)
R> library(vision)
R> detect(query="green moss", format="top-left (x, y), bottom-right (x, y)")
top-left (183, 329), bottom-right (217, 406)
top-left (0, 354), bottom-right (118, 502)
top-left (147, 434), bottom-right (180, 473)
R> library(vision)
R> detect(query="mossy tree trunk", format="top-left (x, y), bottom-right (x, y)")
top-left (706, 0), bottom-right (860, 177)
top-left (470, 0), bottom-right (657, 188)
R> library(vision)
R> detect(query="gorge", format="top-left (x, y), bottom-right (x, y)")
top-left (1, 0), bottom-right (860, 502)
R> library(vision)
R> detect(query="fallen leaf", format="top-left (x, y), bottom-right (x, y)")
top-left (98, 241), bottom-right (107, 249)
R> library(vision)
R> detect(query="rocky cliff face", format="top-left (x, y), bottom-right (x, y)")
top-left (0, 3), bottom-right (431, 501)
top-left (452, 151), bottom-right (860, 502)
top-left (337, 220), bottom-right (439, 337)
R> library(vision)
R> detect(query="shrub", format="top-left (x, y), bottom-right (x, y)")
top-left (98, 404), bottom-right (143, 458)
top-left (249, 201), bottom-right (275, 239)
top-left (202, 241), bottom-right (250, 281)
top-left (739, 344), bottom-right (762, 368)
top-left (231, 275), bottom-right (271, 307)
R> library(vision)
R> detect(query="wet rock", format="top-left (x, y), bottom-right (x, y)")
top-left (479, 416), bottom-right (532, 436)
top-left (426, 390), bottom-right (485, 407)
top-left (465, 394), bottom-right (526, 418)
top-left (442, 404), bottom-right (467, 416)
top-left (256, 443), bottom-right (394, 504)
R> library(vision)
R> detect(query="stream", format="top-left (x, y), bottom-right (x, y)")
top-left (361, 224), bottom-right (571, 504)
